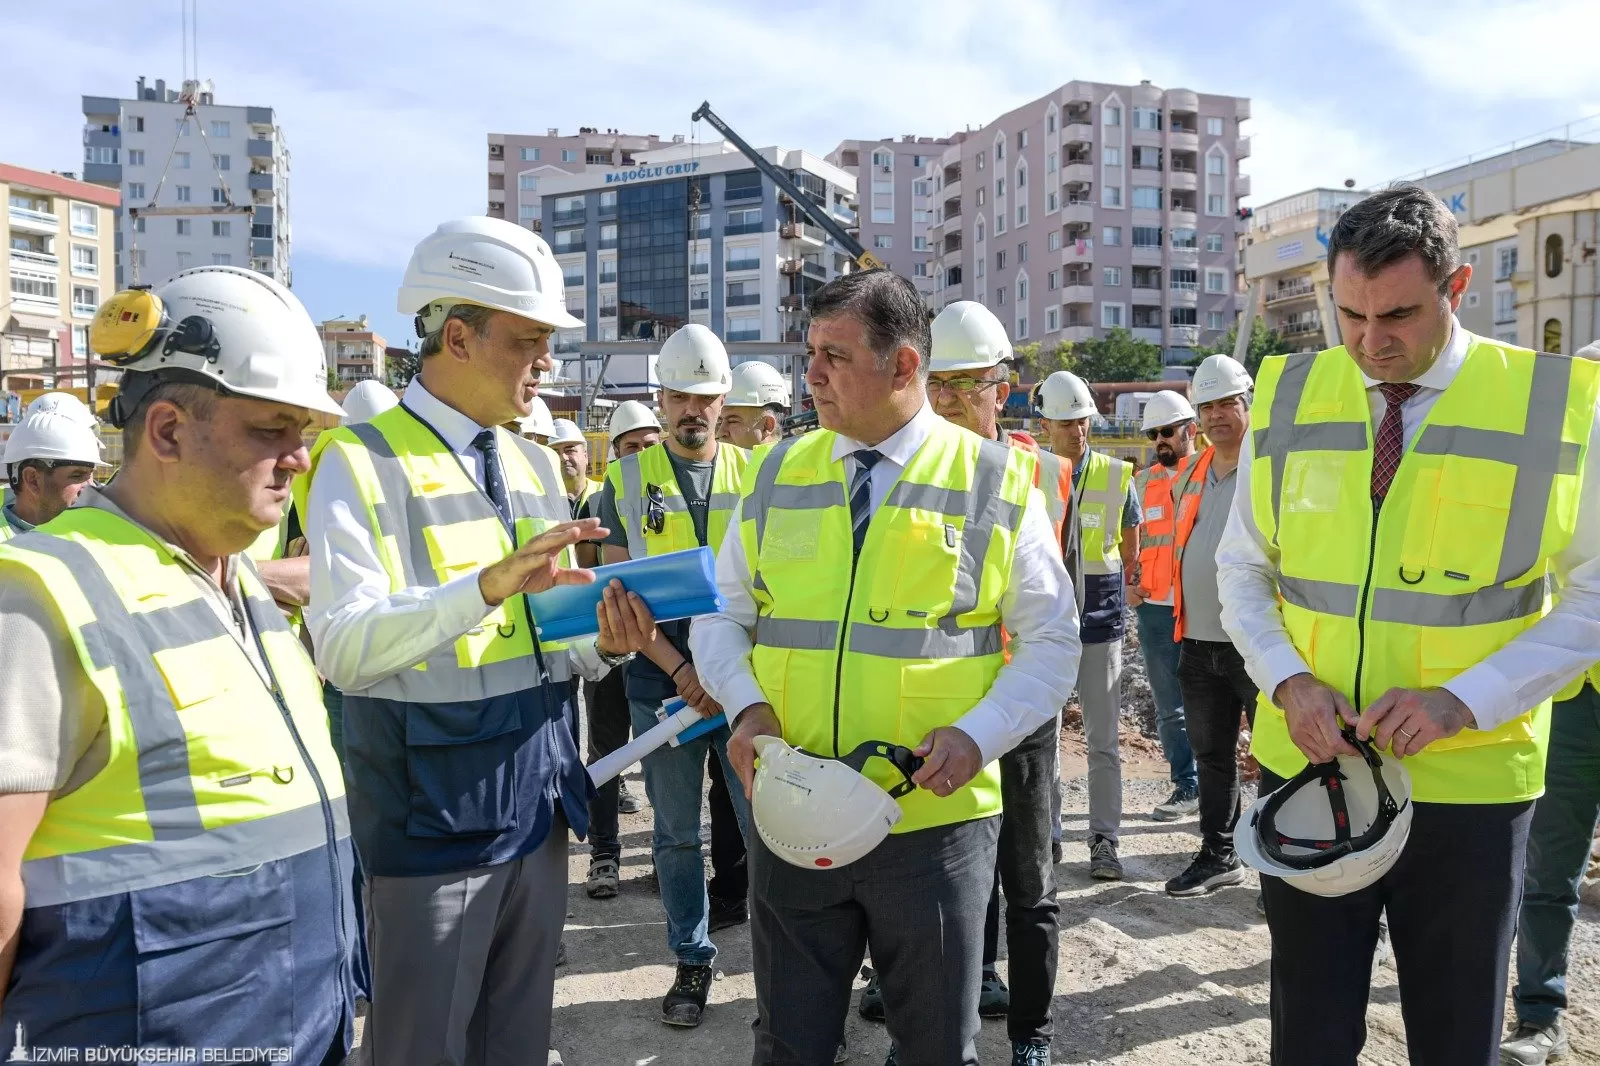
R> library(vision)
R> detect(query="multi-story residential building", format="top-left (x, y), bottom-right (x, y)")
top-left (925, 79), bottom-right (1252, 365)
top-left (1237, 187), bottom-right (1364, 352)
top-left (826, 136), bottom-right (953, 296)
top-left (2, 162), bottom-right (119, 394)
top-left (487, 127), bottom-right (682, 228)
top-left (318, 315), bottom-right (388, 384)
top-left (82, 77), bottom-right (291, 289)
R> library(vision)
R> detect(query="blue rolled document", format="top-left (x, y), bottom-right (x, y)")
top-left (526, 545), bottom-right (725, 642)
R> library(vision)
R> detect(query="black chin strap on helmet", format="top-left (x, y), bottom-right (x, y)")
top-left (798, 740), bottom-right (927, 799)
top-left (1257, 727), bottom-right (1405, 871)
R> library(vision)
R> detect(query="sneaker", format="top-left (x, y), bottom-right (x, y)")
top-left (618, 782), bottom-right (644, 815)
top-left (979, 967), bottom-right (1010, 1018)
top-left (1089, 834), bottom-right (1123, 880)
top-left (858, 966), bottom-right (884, 1022)
top-left (1165, 847), bottom-right (1246, 897)
top-left (1151, 787), bottom-right (1200, 822)
top-left (1500, 1018), bottom-right (1569, 1064)
top-left (883, 1044), bottom-right (898, 1066)
top-left (1051, 839), bottom-right (1063, 865)
top-left (585, 858), bottom-right (619, 899)
top-left (834, 1038), bottom-right (849, 1063)
top-left (661, 962), bottom-right (713, 1027)
top-left (1011, 1041), bottom-right (1051, 1066)
top-left (708, 895), bottom-right (748, 933)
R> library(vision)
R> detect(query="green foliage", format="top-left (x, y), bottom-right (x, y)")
top-left (1071, 327), bottom-right (1162, 382)
top-left (1192, 317), bottom-right (1295, 376)
top-left (1012, 339), bottom-right (1075, 382)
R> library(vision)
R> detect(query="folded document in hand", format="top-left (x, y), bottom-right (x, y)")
top-left (525, 545), bottom-right (725, 642)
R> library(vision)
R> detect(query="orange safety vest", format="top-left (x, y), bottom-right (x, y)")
top-left (1005, 429), bottom-right (1073, 546)
top-left (1169, 445), bottom-right (1216, 641)
top-left (1133, 452), bottom-right (1196, 602)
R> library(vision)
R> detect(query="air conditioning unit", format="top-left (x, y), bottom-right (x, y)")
top-left (780, 222), bottom-right (802, 239)
top-left (879, 165), bottom-right (893, 174)
top-left (779, 258), bottom-right (803, 275)
top-left (779, 294), bottom-right (805, 311)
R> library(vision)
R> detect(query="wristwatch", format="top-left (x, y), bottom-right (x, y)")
top-left (597, 645), bottom-right (635, 668)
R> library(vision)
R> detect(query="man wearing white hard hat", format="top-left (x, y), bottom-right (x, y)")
top-left (1, 392), bottom-right (99, 508)
top-left (924, 300), bottom-right (1074, 1061)
top-left (0, 411), bottom-right (101, 538)
top-left (718, 359), bottom-right (790, 451)
top-left (594, 321), bottom-right (752, 1028)
top-left (1037, 370), bottom-right (1140, 881)
top-left (305, 216), bottom-right (651, 1064)
top-left (1217, 185), bottom-right (1600, 1063)
top-left (1128, 390), bottom-right (1202, 824)
top-left (607, 398), bottom-right (663, 459)
top-left (548, 417), bottom-right (601, 518)
top-left (0, 268), bottom-right (356, 1057)
top-left (1157, 354), bottom-right (1261, 899)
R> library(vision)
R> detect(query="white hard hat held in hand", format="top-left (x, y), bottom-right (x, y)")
top-left (930, 300), bottom-right (1013, 373)
top-left (726, 360), bottom-right (790, 409)
top-left (1037, 371), bottom-right (1097, 421)
top-left (4, 411), bottom-right (103, 468)
top-left (1191, 354), bottom-right (1253, 405)
top-left (399, 216), bottom-right (583, 335)
top-left (657, 324), bottom-right (732, 396)
top-left (1140, 390), bottom-right (1197, 433)
top-left (341, 380), bottom-right (399, 426)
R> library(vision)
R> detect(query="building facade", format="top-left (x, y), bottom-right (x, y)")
top-left (925, 79), bottom-right (1252, 365)
top-left (318, 315), bottom-right (388, 384)
top-left (82, 77), bottom-right (291, 289)
top-left (1237, 187), bottom-right (1364, 352)
top-left (826, 136), bottom-right (952, 296)
top-left (2, 163), bottom-right (119, 394)
top-left (487, 127), bottom-right (682, 228)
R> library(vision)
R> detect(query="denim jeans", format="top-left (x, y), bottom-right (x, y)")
top-left (1134, 601), bottom-right (1197, 793)
top-left (1515, 683), bottom-right (1600, 1026)
top-left (629, 698), bottom-right (750, 966)
top-left (1177, 639), bottom-right (1257, 853)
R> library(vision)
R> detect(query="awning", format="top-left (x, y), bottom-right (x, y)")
top-left (5, 312), bottom-right (62, 334)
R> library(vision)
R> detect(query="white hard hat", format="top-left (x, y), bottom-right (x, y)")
top-left (751, 736), bottom-right (926, 870)
top-left (548, 418), bottom-right (586, 445)
top-left (929, 300), bottom-right (1013, 373)
top-left (1037, 371), bottom-right (1096, 421)
top-left (398, 216), bottom-right (582, 334)
top-left (1141, 390), bottom-right (1197, 432)
top-left (657, 324), bottom-right (732, 396)
top-left (5, 411), bottom-right (103, 468)
top-left (91, 267), bottom-right (344, 425)
top-left (518, 395), bottom-right (554, 438)
top-left (1575, 340), bottom-right (1600, 362)
top-left (341, 380), bottom-right (399, 425)
top-left (1236, 736), bottom-right (1413, 898)
top-left (608, 399), bottom-right (661, 439)
top-left (1192, 354), bottom-right (1253, 405)
top-left (25, 391), bottom-right (97, 428)
top-left (726, 360), bottom-right (790, 409)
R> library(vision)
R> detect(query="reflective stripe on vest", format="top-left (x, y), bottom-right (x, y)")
top-left (1074, 450), bottom-right (1132, 575)
top-left (739, 419), bottom-right (1037, 834)
top-left (606, 442), bottom-right (749, 558)
top-left (573, 478), bottom-right (603, 516)
top-left (1245, 338), bottom-right (1600, 803)
top-left (1135, 452), bottom-right (1194, 601)
top-left (3, 510), bottom-right (347, 908)
top-left (313, 405), bottom-right (576, 703)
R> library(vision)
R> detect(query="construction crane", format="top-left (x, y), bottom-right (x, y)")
top-left (690, 101), bottom-right (884, 271)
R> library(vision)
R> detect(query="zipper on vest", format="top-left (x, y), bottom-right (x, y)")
top-left (1351, 499), bottom-right (1382, 715)
top-left (832, 542), bottom-right (867, 757)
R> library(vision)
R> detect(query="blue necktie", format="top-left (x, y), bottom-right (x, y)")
top-left (850, 449), bottom-right (881, 560)
top-left (472, 429), bottom-right (512, 528)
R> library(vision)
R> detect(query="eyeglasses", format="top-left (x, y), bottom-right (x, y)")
top-left (1145, 424), bottom-right (1188, 442)
top-left (925, 377), bottom-right (1003, 399)
top-left (645, 483), bottom-right (666, 535)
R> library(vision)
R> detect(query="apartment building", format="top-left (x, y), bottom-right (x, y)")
top-left (2, 163), bottom-right (119, 394)
top-left (925, 79), bottom-right (1252, 365)
top-left (319, 315), bottom-right (388, 384)
top-left (826, 136), bottom-right (953, 296)
top-left (487, 127), bottom-right (682, 228)
top-left (1237, 187), bottom-right (1364, 351)
top-left (82, 77), bottom-right (291, 289)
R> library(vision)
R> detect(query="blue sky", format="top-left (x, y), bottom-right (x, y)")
top-left (6, 0), bottom-right (1598, 346)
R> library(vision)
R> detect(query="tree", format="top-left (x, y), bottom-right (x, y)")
top-left (1071, 327), bottom-right (1162, 383)
top-left (1192, 317), bottom-right (1294, 376)
top-left (385, 348), bottom-right (421, 388)
top-left (1012, 339), bottom-right (1075, 382)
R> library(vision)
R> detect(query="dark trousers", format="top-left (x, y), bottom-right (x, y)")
top-left (1178, 638), bottom-right (1258, 852)
top-left (1515, 682), bottom-right (1600, 1026)
top-left (751, 816), bottom-right (999, 1066)
top-left (1259, 768), bottom-right (1533, 1066)
top-left (979, 719), bottom-right (1060, 1043)
top-left (584, 669), bottom-right (633, 863)
top-left (708, 747), bottom-right (749, 903)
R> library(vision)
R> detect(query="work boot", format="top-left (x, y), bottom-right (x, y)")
top-left (1010, 1041), bottom-right (1050, 1066)
top-left (1165, 846), bottom-right (1246, 897)
top-left (1151, 787), bottom-right (1200, 822)
top-left (978, 967), bottom-right (1010, 1018)
top-left (858, 966), bottom-right (884, 1022)
top-left (585, 857), bottom-right (619, 899)
top-left (661, 962), bottom-right (713, 1027)
top-left (618, 781), bottom-right (644, 814)
top-left (708, 895), bottom-right (748, 933)
top-left (1089, 834), bottom-right (1123, 880)
top-left (1500, 1018), bottom-right (1568, 1064)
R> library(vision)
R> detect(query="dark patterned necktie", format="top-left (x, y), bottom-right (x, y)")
top-left (1370, 382), bottom-right (1419, 503)
top-left (472, 429), bottom-right (512, 526)
top-left (849, 449), bottom-right (882, 558)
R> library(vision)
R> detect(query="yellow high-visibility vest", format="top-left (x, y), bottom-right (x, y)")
top-left (739, 418), bottom-right (1039, 833)
top-left (1074, 450), bottom-right (1133, 575)
top-left (605, 441), bottom-right (749, 557)
top-left (1247, 337), bottom-right (1600, 802)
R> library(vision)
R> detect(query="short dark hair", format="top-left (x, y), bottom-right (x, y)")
top-left (1327, 183), bottom-right (1460, 291)
top-left (123, 380), bottom-right (218, 458)
top-left (807, 269), bottom-right (932, 376)
top-left (419, 303), bottom-right (497, 358)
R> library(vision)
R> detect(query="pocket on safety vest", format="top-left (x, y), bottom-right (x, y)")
top-left (403, 696), bottom-right (523, 838)
top-left (1418, 458), bottom-right (1513, 585)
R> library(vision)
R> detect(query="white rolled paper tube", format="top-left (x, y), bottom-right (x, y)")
top-left (587, 706), bottom-right (703, 787)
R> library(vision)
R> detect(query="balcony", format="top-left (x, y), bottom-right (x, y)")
top-left (553, 239), bottom-right (586, 254)
top-left (72, 300), bottom-right (97, 319)
top-left (1169, 208), bottom-right (1197, 228)
top-left (943, 232), bottom-right (963, 254)
top-left (1062, 122), bottom-right (1094, 145)
top-left (690, 296), bottom-right (709, 310)
top-left (550, 208), bottom-right (586, 226)
top-left (247, 171), bottom-right (274, 191)
top-left (1235, 99), bottom-right (1251, 121)
top-left (1265, 279), bottom-right (1316, 305)
top-left (1167, 88), bottom-right (1199, 111)
top-left (727, 292), bottom-right (762, 307)
top-left (599, 304), bottom-right (617, 319)
top-left (690, 261), bottom-right (710, 275)
top-left (1063, 81), bottom-right (1093, 106)
top-left (1169, 169), bottom-right (1197, 192)
top-left (1170, 325), bottom-right (1200, 346)
top-left (1131, 245), bottom-right (1163, 265)
top-left (1235, 173), bottom-right (1251, 197)
top-left (71, 257), bottom-right (97, 278)
top-left (81, 163), bottom-right (120, 185)
top-left (8, 205), bottom-right (59, 233)
top-left (1125, 327), bottom-right (1160, 345)
top-left (942, 197), bottom-right (962, 221)
top-left (780, 221), bottom-right (823, 246)
top-left (1168, 129), bottom-right (1199, 152)
top-left (1169, 284), bottom-right (1198, 307)
top-left (1060, 284), bottom-right (1094, 304)
top-left (725, 183), bottom-right (763, 203)
top-left (9, 249), bottom-right (59, 271)
top-left (725, 220), bottom-right (766, 236)
top-left (246, 139), bottom-right (274, 159)
top-left (1060, 325), bottom-right (1095, 342)
top-left (726, 258), bottom-right (762, 274)
top-left (1061, 200), bottom-right (1095, 225)
top-left (803, 259), bottom-right (827, 279)
top-left (1169, 244), bottom-right (1200, 265)
top-left (1235, 136), bottom-right (1252, 158)
top-left (7, 287), bottom-right (58, 315)
top-left (1282, 317), bottom-right (1322, 337)
top-left (1061, 241), bottom-right (1093, 265)
top-left (1061, 162), bottom-right (1094, 186)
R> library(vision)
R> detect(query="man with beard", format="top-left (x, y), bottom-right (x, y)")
top-left (594, 323), bottom-right (751, 1029)
top-left (548, 418), bottom-right (602, 518)
top-left (1128, 391), bottom-right (1201, 822)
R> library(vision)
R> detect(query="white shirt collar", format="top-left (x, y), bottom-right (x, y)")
top-left (830, 401), bottom-right (942, 467)
top-left (1359, 315), bottom-right (1469, 392)
top-left (403, 376), bottom-right (496, 454)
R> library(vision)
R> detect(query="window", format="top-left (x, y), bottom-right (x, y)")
top-left (1102, 226), bottom-right (1122, 246)
top-left (1016, 165), bottom-right (1026, 190)
top-left (175, 118), bottom-right (191, 135)
top-left (562, 265), bottom-right (585, 288)
top-left (1206, 117), bottom-right (1224, 136)
top-left (519, 174), bottom-right (538, 191)
top-left (872, 178), bottom-right (894, 224)
top-left (519, 202), bottom-right (541, 221)
top-left (995, 212), bottom-right (1006, 236)
top-left (1103, 266), bottom-right (1122, 286)
top-left (1132, 186), bottom-right (1161, 210)
top-left (913, 179), bottom-right (932, 197)
top-left (72, 285), bottom-right (98, 316)
top-left (996, 177), bottom-right (1006, 198)
top-left (72, 325), bottom-right (88, 357)
top-left (1466, 292), bottom-right (1480, 308)
top-left (1133, 107), bottom-right (1162, 131)
top-left (1047, 307), bottom-right (1059, 331)
top-left (1048, 270), bottom-right (1059, 290)
top-left (1016, 204), bottom-right (1028, 226)
top-left (872, 149), bottom-right (892, 168)
top-left (1102, 302), bottom-right (1124, 328)
top-left (10, 272), bottom-right (57, 301)
top-left (1048, 231), bottom-right (1061, 252)
top-left (1544, 318), bottom-right (1563, 353)
top-left (1205, 194), bottom-right (1224, 215)
top-left (598, 222), bottom-right (618, 247)
top-left (1133, 146), bottom-right (1162, 170)
top-left (1047, 152), bottom-right (1057, 175)
top-left (996, 287), bottom-right (1006, 306)
top-left (1103, 147), bottom-right (1122, 167)
top-left (913, 154), bottom-right (927, 168)
top-left (913, 208), bottom-right (931, 224)
top-left (212, 187), bottom-right (228, 203)
top-left (561, 149), bottom-right (577, 163)
top-left (913, 235), bottom-right (929, 251)
top-left (86, 146), bottom-right (117, 165)
top-left (873, 235), bottom-right (893, 249)
top-left (127, 181), bottom-right (145, 200)
top-left (175, 152), bottom-right (190, 169)
top-left (996, 250), bottom-right (1007, 270)
top-left (1495, 328), bottom-right (1519, 344)
top-left (1103, 186), bottom-right (1122, 207)
top-left (175, 185), bottom-right (192, 202)
top-left (976, 258), bottom-right (985, 278)
top-left (175, 219), bottom-right (191, 235)
top-left (691, 248), bottom-right (711, 275)
top-left (726, 279), bottom-right (760, 306)
top-left (727, 315), bottom-right (761, 342)
top-left (1048, 111), bottom-right (1058, 134)
top-left (599, 190), bottom-right (617, 210)
top-left (1496, 246), bottom-right (1518, 280)
top-left (976, 150), bottom-right (985, 171)
top-left (1170, 307), bottom-right (1197, 326)
top-left (1170, 269), bottom-right (1198, 291)
top-left (913, 262), bottom-right (929, 277)
top-left (1020, 131), bottom-right (1031, 151)
top-left (1205, 269), bottom-right (1227, 293)
top-left (520, 147), bottom-right (541, 162)
top-left (1103, 105), bottom-right (1122, 127)
top-left (129, 116), bottom-right (144, 132)
top-left (1017, 315), bottom-right (1029, 339)
top-left (1545, 234), bottom-right (1564, 277)
top-left (1205, 233), bottom-right (1225, 253)
top-left (70, 245), bottom-right (97, 275)
top-left (1207, 154), bottom-right (1225, 175)
top-left (977, 219), bottom-right (985, 242)
top-left (726, 245), bottom-right (762, 271)
top-left (727, 207), bottom-right (763, 233)
top-left (1018, 277), bottom-right (1028, 302)
top-left (175, 251), bottom-right (192, 269)
top-left (1018, 241), bottom-right (1028, 263)
top-left (1494, 289), bottom-right (1516, 323)
top-left (213, 153), bottom-right (230, 170)
top-left (212, 253), bottom-right (232, 266)
top-left (212, 220), bottom-right (231, 237)
top-left (1208, 310), bottom-right (1227, 330)
top-left (977, 187), bottom-right (986, 207)
top-left (995, 141), bottom-right (1005, 162)
top-left (1132, 226), bottom-right (1162, 248)
top-left (1172, 227), bottom-right (1197, 248)
top-left (133, 216), bottom-right (145, 233)
top-left (126, 149), bottom-right (144, 166)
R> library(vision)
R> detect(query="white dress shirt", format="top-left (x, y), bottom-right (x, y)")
top-left (306, 378), bottom-right (605, 693)
top-left (689, 401), bottom-right (1083, 764)
top-left (1217, 320), bottom-right (1600, 731)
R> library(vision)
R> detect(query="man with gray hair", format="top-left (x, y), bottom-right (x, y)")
top-left (1217, 184), bottom-right (1600, 1064)
top-left (694, 270), bottom-right (1081, 1066)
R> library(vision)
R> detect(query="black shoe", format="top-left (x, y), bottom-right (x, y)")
top-left (1165, 847), bottom-right (1246, 897)
top-left (834, 1037), bottom-right (849, 1063)
top-left (1089, 834), bottom-right (1123, 880)
top-left (1011, 1041), bottom-right (1050, 1066)
top-left (978, 967), bottom-right (1010, 1018)
top-left (708, 895), bottom-right (748, 933)
top-left (883, 1043), bottom-right (898, 1066)
top-left (1051, 839), bottom-right (1063, 865)
top-left (858, 965), bottom-right (884, 1022)
top-left (618, 783), bottom-right (644, 815)
top-left (661, 962), bottom-right (713, 1027)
